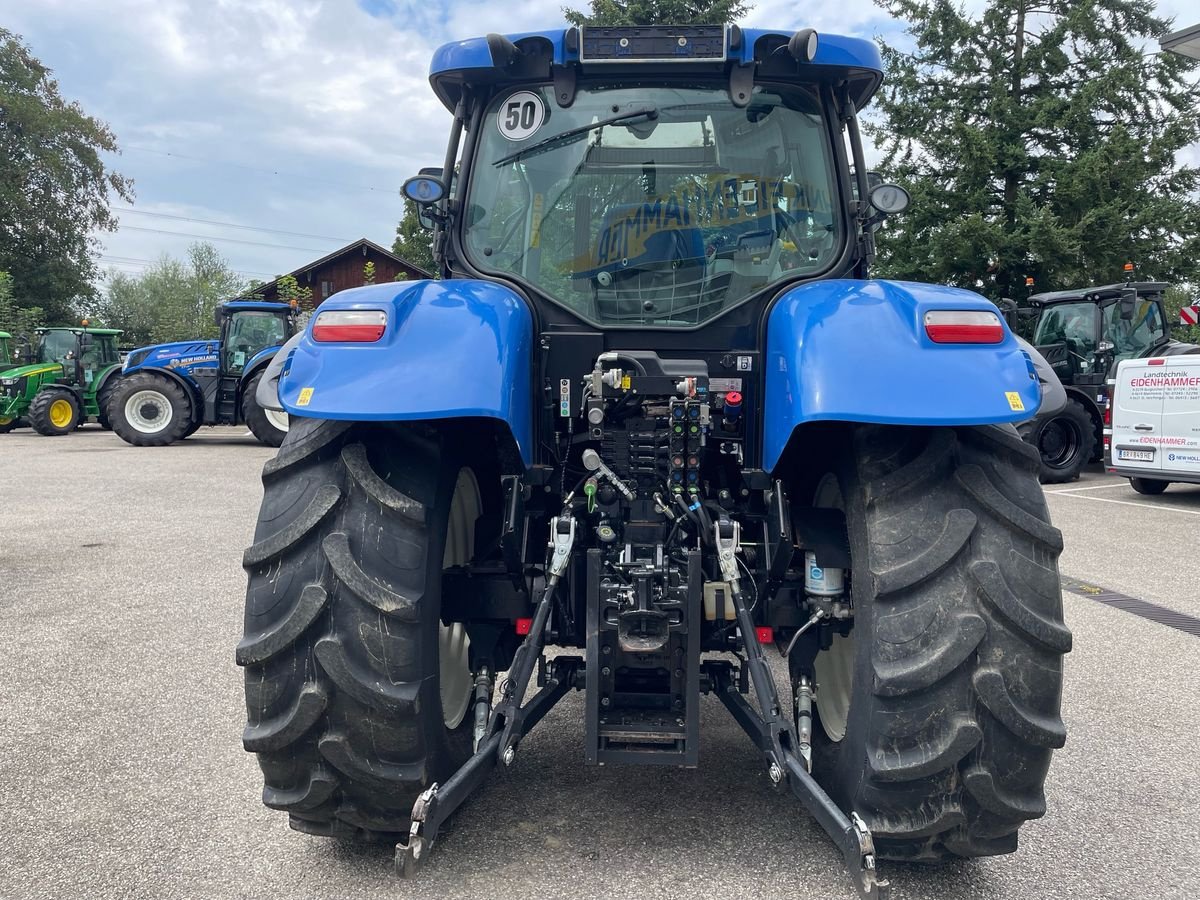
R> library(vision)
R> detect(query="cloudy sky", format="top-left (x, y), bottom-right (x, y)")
top-left (5, 0), bottom-right (1197, 288)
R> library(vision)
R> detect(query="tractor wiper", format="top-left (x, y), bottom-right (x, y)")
top-left (492, 106), bottom-right (659, 167)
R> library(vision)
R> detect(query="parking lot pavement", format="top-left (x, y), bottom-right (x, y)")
top-left (1045, 466), bottom-right (1200, 616)
top-left (2, 431), bottom-right (1198, 900)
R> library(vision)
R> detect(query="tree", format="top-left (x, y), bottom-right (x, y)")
top-left (870, 0), bottom-right (1200, 302)
top-left (0, 28), bottom-right (133, 320)
top-left (84, 243), bottom-right (244, 346)
top-left (274, 274), bottom-right (313, 308)
top-left (562, 0), bottom-right (751, 26)
top-left (0, 270), bottom-right (44, 356)
top-left (363, 260), bottom-right (376, 284)
top-left (392, 200), bottom-right (436, 275)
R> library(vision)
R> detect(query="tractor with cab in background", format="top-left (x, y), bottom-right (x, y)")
top-left (109, 299), bottom-right (297, 447)
top-left (0, 325), bottom-right (123, 435)
top-left (238, 24), bottom-right (1070, 900)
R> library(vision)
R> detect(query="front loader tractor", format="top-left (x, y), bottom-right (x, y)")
top-left (109, 300), bottom-right (296, 447)
top-left (0, 326), bottom-right (123, 435)
top-left (238, 25), bottom-right (1070, 899)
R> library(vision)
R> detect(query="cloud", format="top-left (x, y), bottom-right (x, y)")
top-left (5, 0), bottom-right (1197, 292)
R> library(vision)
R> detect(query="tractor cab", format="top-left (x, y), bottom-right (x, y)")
top-left (36, 327), bottom-right (122, 388)
top-left (215, 301), bottom-right (294, 376)
top-left (0, 331), bottom-right (12, 372)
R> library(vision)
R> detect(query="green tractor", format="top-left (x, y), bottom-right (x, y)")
top-left (0, 326), bottom-right (124, 436)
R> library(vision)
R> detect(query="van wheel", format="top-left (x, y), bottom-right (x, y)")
top-left (1130, 478), bottom-right (1168, 495)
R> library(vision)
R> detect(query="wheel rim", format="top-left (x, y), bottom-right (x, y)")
top-left (124, 390), bottom-right (173, 434)
top-left (812, 473), bottom-right (855, 742)
top-left (0, 416), bottom-right (12, 426)
top-left (440, 469), bottom-right (480, 730)
top-left (264, 407), bottom-right (290, 433)
top-left (48, 398), bottom-right (73, 428)
top-left (1039, 418), bottom-right (1079, 469)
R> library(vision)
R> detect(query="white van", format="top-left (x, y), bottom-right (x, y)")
top-left (1107, 355), bottom-right (1200, 493)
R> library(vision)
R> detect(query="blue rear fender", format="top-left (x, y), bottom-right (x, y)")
top-left (279, 280), bottom-right (534, 466)
top-left (762, 279), bottom-right (1041, 472)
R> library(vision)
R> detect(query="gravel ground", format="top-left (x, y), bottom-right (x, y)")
top-left (1, 427), bottom-right (1197, 899)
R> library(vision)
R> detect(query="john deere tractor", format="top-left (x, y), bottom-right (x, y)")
top-left (109, 300), bottom-right (297, 447)
top-left (239, 26), bottom-right (1069, 899)
top-left (0, 326), bottom-right (123, 435)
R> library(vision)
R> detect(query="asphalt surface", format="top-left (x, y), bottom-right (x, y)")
top-left (2, 427), bottom-right (1198, 900)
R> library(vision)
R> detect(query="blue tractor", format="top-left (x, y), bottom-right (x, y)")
top-left (110, 300), bottom-right (296, 447)
top-left (239, 26), bottom-right (1070, 899)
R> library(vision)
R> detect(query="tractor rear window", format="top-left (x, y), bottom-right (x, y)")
top-left (464, 83), bottom-right (842, 327)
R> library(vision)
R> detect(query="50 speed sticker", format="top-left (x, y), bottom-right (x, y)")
top-left (497, 91), bottom-right (545, 142)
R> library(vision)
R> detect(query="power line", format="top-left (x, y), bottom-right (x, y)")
top-left (116, 224), bottom-right (332, 253)
top-left (113, 207), bottom-right (357, 243)
top-left (121, 144), bottom-right (395, 195)
top-left (99, 254), bottom-right (278, 278)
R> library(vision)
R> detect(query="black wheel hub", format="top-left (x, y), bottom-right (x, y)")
top-left (139, 402), bottom-right (162, 421)
top-left (1039, 419), bottom-right (1079, 468)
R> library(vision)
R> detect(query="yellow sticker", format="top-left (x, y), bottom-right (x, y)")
top-left (621, 374), bottom-right (632, 390)
top-left (297, 387), bottom-right (314, 407)
top-left (1005, 391), bottom-right (1025, 412)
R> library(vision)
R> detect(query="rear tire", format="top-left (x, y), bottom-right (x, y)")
top-left (97, 375), bottom-right (120, 430)
top-left (808, 424), bottom-right (1070, 862)
top-left (241, 371), bottom-right (288, 448)
top-left (109, 372), bottom-right (193, 446)
top-left (1031, 400), bottom-right (1095, 483)
top-left (238, 419), bottom-right (477, 838)
top-left (1130, 477), bottom-right (1168, 495)
top-left (30, 389), bottom-right (80, 436)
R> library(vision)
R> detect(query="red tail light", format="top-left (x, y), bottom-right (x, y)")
top-left (755, 626), bottom-right (774, 644)
top-left (1148, 358), bottom-right (1166, 366)
top-left (924, 310), bottom-right (1004, 344)
top-left (312, 309), bottom-right (387, 342)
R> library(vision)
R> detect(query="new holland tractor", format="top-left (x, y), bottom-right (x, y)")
top-left (238, 26), bottom-right (1070, 899)
top-left (0, 325), bottom-right (123, 435)
top-left (109, 299), bottom-right (296, 447)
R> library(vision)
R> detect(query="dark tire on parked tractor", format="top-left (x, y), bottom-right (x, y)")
top-left (237, 418), bottom-right (478, 839)
top-left (97, 376), bottom-right (120, 431)
top-left (807, 424), bottom-right (1070, 862)
top-left (1031, 399), bottom-right (1095, 483)
top-left (0, 416), bottom-right (18, 433)
top-left (183, 417), bottom-right (202, 439)
top-left (109, 372), bottom-right (193, 446)
top-left (30, 388), bottom-right (81, 436)
top-left (1130, 477), bottom-right (1168, 495)
top-left (242, 370), bottom-right (288, 448)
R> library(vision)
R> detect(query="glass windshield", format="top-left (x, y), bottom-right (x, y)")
top-left (0, 338), bottom-right (9, 365)
top-left (1104, 297), bottom-right (1165, 361)
top-left (225, 312), bottom-right (286, 373)
top-left (465, 84), bottom-right (841, 327)
top-left (38, 330), bottom-right (77, 365)
top-left (1034, 302), bottom-right (1098, 357)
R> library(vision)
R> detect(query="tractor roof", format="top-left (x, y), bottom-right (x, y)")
top-left (0, 331), bottom-right (10, 339)
top-left (429, 26), bottom-right (883, 112)
top-left (1027, 282), bottom-right (1169, 305)
top-left (220, 300), bottom-right (293, 313)
top-left (35, 326), bottom-right (123, 335)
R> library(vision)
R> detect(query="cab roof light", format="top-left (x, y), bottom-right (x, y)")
top-left (312, 309), bottom-right (387, 343)
top-left (924, 310), bottom-right (1004, 344)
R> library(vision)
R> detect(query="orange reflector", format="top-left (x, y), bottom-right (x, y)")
top-left (515, 617), bottom-right (533, 635)
top-left (924, 310), bottom-right (1004, 344)
top-left (755, 626), bottom-right (773, 644)
top-left (312, 309), bottom-right (387, 342)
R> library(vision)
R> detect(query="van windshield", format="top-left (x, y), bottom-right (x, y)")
top-left (464, 83), bottom-right (842, 327)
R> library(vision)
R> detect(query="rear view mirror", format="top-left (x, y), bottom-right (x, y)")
top-left (1119, 289), bottom-right (1137, 320)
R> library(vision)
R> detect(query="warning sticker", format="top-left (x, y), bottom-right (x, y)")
top-left (296, 387), bottom-right (314, 407)
top-left (1005, 391), bottom-right (1025, 412)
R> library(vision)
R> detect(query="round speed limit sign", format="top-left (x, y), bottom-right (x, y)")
top-left (497, 91), bottom-right (545, 141)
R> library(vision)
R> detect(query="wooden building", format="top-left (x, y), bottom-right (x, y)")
top-left (255, 238), bottom-right (431, 307)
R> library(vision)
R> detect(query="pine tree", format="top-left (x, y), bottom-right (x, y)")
top-left (562, 0), bottom-right (751, 27)
top-left (870, 0), bottom-right (1200, 300)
